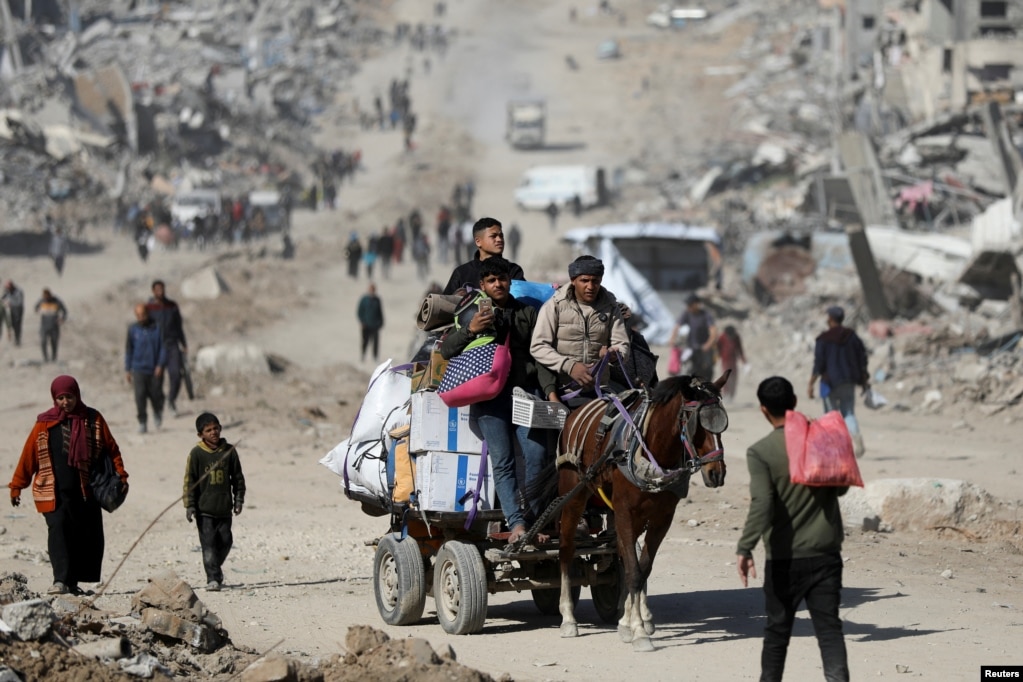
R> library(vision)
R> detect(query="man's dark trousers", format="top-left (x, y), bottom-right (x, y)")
top-left (761, 552), bottom-right (849, 682)
top-left (132, 371), bottom-right (164, 425)
top-left (9, 306), bottom-right (23, 345)
top-left (361, 326), bottom-right (380, 361)
top-left (163, 344), bottom-right (184, 406)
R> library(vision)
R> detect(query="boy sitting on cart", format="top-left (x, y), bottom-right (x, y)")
top-left (441, 257), bottom-right (558, 545)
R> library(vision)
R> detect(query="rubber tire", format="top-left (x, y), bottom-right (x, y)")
top-left (531, 561), bottom-right (580, 616)
top-left (373, 534), bottom-right (426, 626)
top-left (433, 541), bottom-right (488, 635)
top-left (591, 557), bottom-right (624, 624)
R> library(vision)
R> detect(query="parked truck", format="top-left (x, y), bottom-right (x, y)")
top-left (505, 99), bottom-right (546, 149)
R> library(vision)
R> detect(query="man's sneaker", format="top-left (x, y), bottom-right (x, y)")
top-left (168, 401), bottom-right (178, 417)
top-left (206, 581), bottom-right (221, 592)
top-left (154, 414), bottom-right (162, 429)
top-left (137, 422), bottom-right (147, 434)
top-left (47, 582), bottom-right (69, 595)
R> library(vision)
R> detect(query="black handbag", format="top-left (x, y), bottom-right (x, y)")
top-left (90, 454), bottom-right (127, 513)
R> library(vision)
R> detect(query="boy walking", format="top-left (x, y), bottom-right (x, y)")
top-left (183, 413), bottom-right (245, 591)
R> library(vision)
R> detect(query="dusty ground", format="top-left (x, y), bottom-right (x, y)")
top-left (1, 1), bottom-right (1021, 680)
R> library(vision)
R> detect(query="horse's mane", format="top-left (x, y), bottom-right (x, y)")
top-left (648, 375), bottom-right (719, 405)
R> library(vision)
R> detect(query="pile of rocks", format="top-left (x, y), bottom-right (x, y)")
top-left (0, 569), bottom-right (498, 681)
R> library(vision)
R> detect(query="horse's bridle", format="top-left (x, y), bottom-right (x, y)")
top-left (677, 394), bottom-right (727, 475)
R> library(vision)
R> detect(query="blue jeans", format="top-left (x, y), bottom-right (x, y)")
top-left (472, 393), bottom-right (551, 530)
top-left (822, 382), bottom-right (859, 438)
top-left (761, 553), bottom-right (849, 682)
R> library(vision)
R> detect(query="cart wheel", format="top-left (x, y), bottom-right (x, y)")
top-left (591, 556), bottom-right (624, 624)
top-left (373, 534), bottom-right (426, 626)
top-left (433, 541), bottom-right (488, 635)
top-left (531, 561), bottom-right (580, 616)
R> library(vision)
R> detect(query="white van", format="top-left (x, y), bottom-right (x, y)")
top-left (513, 165), bottom-right (614, 211)
top-left (170, 189), bottom-right (221, 226)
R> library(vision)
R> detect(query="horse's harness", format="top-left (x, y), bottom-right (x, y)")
top-left (561, 370), bottom-right (728, 498)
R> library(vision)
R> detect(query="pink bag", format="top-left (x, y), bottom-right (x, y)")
top-left (668, 346), bottom-right (682, 375)
top-left (784, 410), bottom-right (864, 487)
top-left (437, 337), bottom-right (512, 408)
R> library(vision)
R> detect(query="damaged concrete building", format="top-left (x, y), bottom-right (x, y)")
top-left (1, 0), bottom-right (386, 241)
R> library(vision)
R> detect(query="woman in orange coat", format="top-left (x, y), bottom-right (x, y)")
top-left (8, 375), bottom-right (128, 595)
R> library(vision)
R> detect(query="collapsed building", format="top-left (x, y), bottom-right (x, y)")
top-left (0, 0), bottom-right (388, 234)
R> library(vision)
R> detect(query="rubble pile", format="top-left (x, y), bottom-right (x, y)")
top-left (0, 0), bottom-right (393, 228)
top-left (0, 570), bottom-right (498, 682)
top-left (654, 0), bottom-right (1022, 234)
top-left (713, 272), bottom-right (1023, 418)
top-left (610, 1), bottom-right (1023, 419)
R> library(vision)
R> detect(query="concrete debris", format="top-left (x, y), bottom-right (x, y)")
top-left (72, 636), bottom-right (132, 661)
top-left (0, 573), bottom-right (37, 605)
top-left (840, 479), bottom-right (1001, 533)
top-left (195, 343), bottom-right (272, 377)
top-left (1, 599), bottom-right (55, 641)
top-left (181, 267), bottom-right (231, 300)
top-left (132, 570), bottom-right (224, 653)
top-left (239, 656), bottom-right (300, 682)
top-left (1, 0), bottom-right (400, 244)
top-left (118, 652), bottom-right (174, 678)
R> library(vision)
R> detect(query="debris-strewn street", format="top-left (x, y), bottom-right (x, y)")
top-left (1, 1), bottom-right (1021, 680)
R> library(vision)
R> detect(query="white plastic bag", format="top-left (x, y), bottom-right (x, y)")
top-left (349, 359), bottom-right (412, 443)
top-left (863, 387), bottom-right (888, 410)
top-left (319, 438), bottom-right (388, 495)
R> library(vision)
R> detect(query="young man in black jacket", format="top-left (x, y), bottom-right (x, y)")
top-left (808, 305), bottom-right (868, 457)
top-left (442, 217), bottom-right (525, 295)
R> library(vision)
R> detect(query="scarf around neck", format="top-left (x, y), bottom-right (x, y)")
top-left (37, 375), bottom-right (91, 471)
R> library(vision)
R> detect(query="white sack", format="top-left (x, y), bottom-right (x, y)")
top-left (349, 359), bottom-right (412, 443)
top-left (319, 438), bottom-right (388, 496)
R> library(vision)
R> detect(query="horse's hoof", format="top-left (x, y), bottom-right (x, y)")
top-left (632, 636), bottom-right (655, 653)
top-left (618, 624), bottom-right (633, 643)
top-left (643, 621), bottom-right (655, 636)
top-left (560, 623), bottom-right (578, 638)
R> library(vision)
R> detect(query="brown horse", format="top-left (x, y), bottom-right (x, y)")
top-left (556, 372), bottom-right (729, 651)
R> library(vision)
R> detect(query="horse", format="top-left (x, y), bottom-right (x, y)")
top-left (555, 372), bottom-right (729, 651)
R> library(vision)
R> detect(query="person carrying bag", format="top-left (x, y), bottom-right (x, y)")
top-left (439, 258), bottom-right (558, 544)
top-left (437, 290), bottom-right (511, 407)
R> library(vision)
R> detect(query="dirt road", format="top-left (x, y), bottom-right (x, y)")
top-left (1, 1), bottom-right (1020, 680)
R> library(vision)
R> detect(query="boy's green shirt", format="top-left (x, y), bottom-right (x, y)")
top-left (183, 439), bottom-right (245, 518)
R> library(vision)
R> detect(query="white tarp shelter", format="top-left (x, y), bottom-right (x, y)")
top-left (563, 223), bottom-right (722, 343)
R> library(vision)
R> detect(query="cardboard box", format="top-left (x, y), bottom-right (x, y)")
top-left (409, 391), bottom-right (484, 454)
top-left (409, 361), bottom-right (429, 393)
top-left (410, 345), bottom-right (449, 393)
top-left (414, 450), bottom-right (494, 513)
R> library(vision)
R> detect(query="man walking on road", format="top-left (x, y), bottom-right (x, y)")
top-left (507, 223), bottom-right (522, 261)
top-left (126, 303), bottom-right (166, 433)
top-left (668, 294), bottom-right (718, 380)
top-left (2, 280), bottom-right (25, 346)
top-left (147, 280), bottom-right (188, 416)
top-left (808, 305), bottom-right (868, 457)
top-left (34, 288), bottom-right (67, 363)
top-left (356, 283), bottom-right (384, 363)
top-left (737, 376), bottom-right (850, 682)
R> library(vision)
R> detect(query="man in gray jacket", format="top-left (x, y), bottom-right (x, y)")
top-left (530, 255), bottom-right (630, 405)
